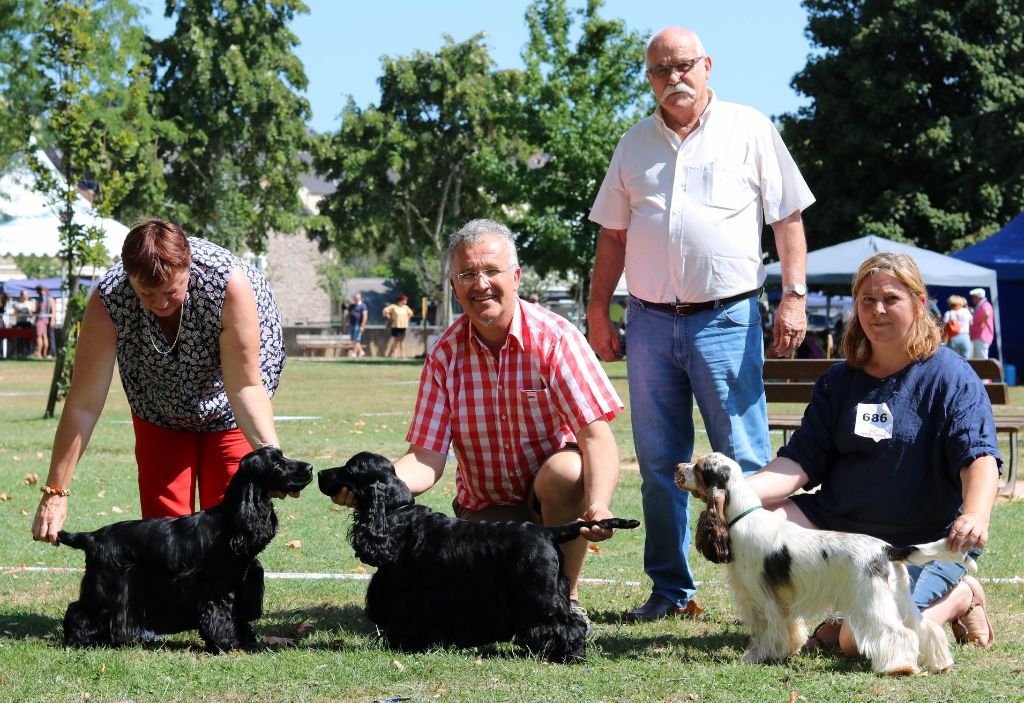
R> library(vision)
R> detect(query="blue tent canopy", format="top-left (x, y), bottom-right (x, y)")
top-left (765, 235), bottom-right (1002, 362)
top-left (953, 211), bottom-right (1024, 281)
top-left (1, 277), bottom-right (64, 297)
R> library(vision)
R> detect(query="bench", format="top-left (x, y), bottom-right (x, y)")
top-left (294, 333), bottom-right (354, 358)
top-left (763, 358), bottom-right (1021, 496)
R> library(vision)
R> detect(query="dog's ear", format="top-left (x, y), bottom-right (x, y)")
top-left (694, 489), bottom-right (731, 564)
top-left (350, 482), bottom-right (397, 567)
top-left (230, 482), bottom-right (276, 557)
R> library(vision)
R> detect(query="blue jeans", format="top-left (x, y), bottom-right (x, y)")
top-left (625, 295), bottom-right (770, 605)
top-left (908, 553), bottom-right (975, 610)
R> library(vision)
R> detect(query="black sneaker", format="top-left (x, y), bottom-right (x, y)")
top-left (570, 599), bottom-right (594, 638)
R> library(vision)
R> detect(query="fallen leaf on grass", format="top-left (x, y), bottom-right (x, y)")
top-left (354, 565), bottom-right (367, 574)
top-left (19, 509), bottom-right (27, 516)
top-left (286, 540), bottom-right (302, 549)
top-left (98, 663), bottom-right (105, 675)
top-left (111, 506), bottom-right (123, 514)
top-left (434, 685), bottom-right (448, 697)
top-left (391, 659), bottom-right (405, 671)
top-left (0, 493), bottom-right (11, 501)
top-left (97, 490), bottom-right (106, 498)
top-left (296, 619), bottom-right (315, 636)
top-left (587, 543), bottom-right (601, 553)
top-left (23, 473), bottom-right (39, 486)
top-left (97, 512), bottom-right (108, 516)
top-left (36, 451), bottom-right (44, 459)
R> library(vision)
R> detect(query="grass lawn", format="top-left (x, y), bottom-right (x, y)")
top-left (0, 357), bottom-right (1021, 703)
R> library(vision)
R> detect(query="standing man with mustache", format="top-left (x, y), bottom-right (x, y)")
top-left (587, 27), bottom-right (815, 622)
top-left (331, 218), bottom-right (625, 633)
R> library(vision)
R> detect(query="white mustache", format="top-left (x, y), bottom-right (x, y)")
top-left (662, 82), bottom-right (697, 100)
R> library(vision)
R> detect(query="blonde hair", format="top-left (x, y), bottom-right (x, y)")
top-left (947, 294), bottom-right (967, 309)
top-left (842, 252), bottom-right (941, 367)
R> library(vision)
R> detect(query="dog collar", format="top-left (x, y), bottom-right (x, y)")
top-left (727, 505), bottom-right (763, 529)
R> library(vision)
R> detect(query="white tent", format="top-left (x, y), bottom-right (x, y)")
top-left (0, 152), bottom-right (129, 261)
top-left (764, 235), bottom-right (1003, 361)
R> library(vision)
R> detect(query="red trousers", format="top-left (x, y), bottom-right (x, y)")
top-left (132, 413), bottom-right (251, 518)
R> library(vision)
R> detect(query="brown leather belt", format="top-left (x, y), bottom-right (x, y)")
top-left (635, 287), bottom-right (763, 316)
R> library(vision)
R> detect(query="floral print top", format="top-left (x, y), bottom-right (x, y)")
top-left (98, 238), bottom-right (285, 432)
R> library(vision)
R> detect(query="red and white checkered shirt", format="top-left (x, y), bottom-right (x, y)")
top-left (407, 299), bottom-right (623, 511)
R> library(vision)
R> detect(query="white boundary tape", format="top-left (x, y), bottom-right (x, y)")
top-left (1, 566), bottom-right (1019, 586)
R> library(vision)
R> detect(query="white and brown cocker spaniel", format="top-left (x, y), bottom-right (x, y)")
top-left (675, 452), bottom-right (976, 675)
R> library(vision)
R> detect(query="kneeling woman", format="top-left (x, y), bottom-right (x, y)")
top-left (748, 252), bottom-right (998, 652)
top-left (33, 218), bottom-right (286, 543)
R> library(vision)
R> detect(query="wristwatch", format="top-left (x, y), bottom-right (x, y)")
top-left (782, 282), bottom-right (807, 297)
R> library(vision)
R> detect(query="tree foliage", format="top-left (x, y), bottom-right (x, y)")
top-left (0, 0), bottom-right (43, 175)
top-left (148, 0), bottom-right (313, 253)
top-left (29, 0), bottom-right (159, 415)
top-left (509, 0), bottom-right (648, 288)
top-left (312, 34), bottom-right (523, 327)
top-left (780, 0), bottom-right (1024, 252)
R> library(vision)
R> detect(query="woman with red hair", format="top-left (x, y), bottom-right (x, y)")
top-left (32, 219), bottom-right (287, 543)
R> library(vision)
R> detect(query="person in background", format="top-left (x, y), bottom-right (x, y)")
top-left (942, 295), bottom-right (971, 359)
top-left (969, 288), bottom-right (994, 360)
top-left (347, 292), bottom-right (368, 358)
top-left (748, 252), bottom-right (998, 653)
top-left (586, 26), bottom-right (814, 622)
top-left (13, 290), bottom-right (35, 357)
top-left (383, 293), bottom-right (414, 358)
top-left (32, 218), bottom-right (287, 545)
top-left (328, 219), bottom-right (625, 633)
top-left (34, 285), bottom-right (54, 358)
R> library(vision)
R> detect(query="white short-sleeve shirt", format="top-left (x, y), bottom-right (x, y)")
top-left (589, 92), bottom-right (815, 304)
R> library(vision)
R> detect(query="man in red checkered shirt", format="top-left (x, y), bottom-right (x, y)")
top-left (336, 219), bottom-right (625, 617)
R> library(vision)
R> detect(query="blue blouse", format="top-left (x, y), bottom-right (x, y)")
top-left (780, 346), bottom-right (1001, 546)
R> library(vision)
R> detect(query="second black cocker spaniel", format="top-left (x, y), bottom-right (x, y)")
top-left (59, 446), bottom-right (313, 652)
top-left (318, 451), bottom-right (639, 662)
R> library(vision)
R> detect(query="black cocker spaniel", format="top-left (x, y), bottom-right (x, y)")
top-left (59, 446), bottom-right (313, 652)
top-left (318, 451), bottom-right (640, 662)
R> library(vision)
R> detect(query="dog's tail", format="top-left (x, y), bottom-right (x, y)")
top-left (886, 538), bottom-right (978, 573)
top-left (57, 530), bottom-right (94, 551)
top-left (546, 518), bottom-right (641, 544)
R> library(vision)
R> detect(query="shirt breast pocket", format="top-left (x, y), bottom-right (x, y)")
top-left (700, 163), bottom-right (757, 210)
top-left (519, 387), bottom-right (551, 426)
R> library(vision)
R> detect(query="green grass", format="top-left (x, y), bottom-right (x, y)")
top-left (1, 358), bottom-right (1022, 702)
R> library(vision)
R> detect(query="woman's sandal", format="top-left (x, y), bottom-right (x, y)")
top-left (950, 579), bottom-right (995, 649)
top-left (804, 619), bottom-right (842, 651)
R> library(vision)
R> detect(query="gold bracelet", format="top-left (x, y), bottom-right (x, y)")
top-left (40, 485), bottom-right (70, 497)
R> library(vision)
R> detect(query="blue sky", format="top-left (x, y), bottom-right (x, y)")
top-left (141, 0), bottom-right (814, 134)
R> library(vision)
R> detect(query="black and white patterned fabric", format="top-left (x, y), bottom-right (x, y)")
top-left (98, 238), bottom-right (285, 432)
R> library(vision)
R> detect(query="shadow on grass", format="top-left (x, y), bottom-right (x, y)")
top-left (0, 609), bottom-right (62, 640)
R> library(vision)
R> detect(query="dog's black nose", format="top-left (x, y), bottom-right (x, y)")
top-left (317, 468), bottom-right (344, 496)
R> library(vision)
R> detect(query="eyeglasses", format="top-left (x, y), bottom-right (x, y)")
top-left (647, 56), bottom-right (705, 80)
top-left (453, 265), bottom-right (514, 286)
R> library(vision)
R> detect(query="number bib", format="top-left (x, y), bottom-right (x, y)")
top-left (855, 402), bottom-right (893, 442)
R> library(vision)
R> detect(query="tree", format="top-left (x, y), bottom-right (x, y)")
top-left (506, 0), bottom-right (648, 299)
top-left (148, 0), bottom-right (313, 253)
top-left (312, 35), bottom-right (522, 328)
top-left (30, 0), bottom-right (161, 416)
top-left (0, 0), bottom-right (42, 175)
top-left (779, 0), bottom-right (1024, 253)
